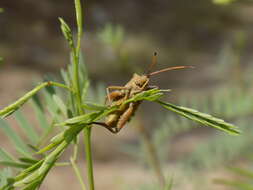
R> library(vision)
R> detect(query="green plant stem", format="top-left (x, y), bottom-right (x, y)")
top-left (84, 127), bottom-right (95, 190)
top-left (49, 81), bottom-right (73, 92)
top-left (135, 117), bottom-right (165, 188)
top-left (70, 157), bottom-right (87, 190)
top-left (75, 0), bottom-right (83, 55)
top-left (73, 1), bottom-right (95, 190)
top-left (73, 0), bottom-right (83, 114)
top-left (0, 81), bottom-right (71, 118)
top-left (37, 120), bottom-right (55, 147)
top-left (70, 137), bottom-right (88, 189)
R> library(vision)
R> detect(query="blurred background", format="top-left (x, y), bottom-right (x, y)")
top-left (1, 0), bottom-right (253, 189)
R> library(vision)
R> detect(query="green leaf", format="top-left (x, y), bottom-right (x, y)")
top-left (14, 110), bottom-right (39, 144)
top-left (157, 101), bottom-right (240, 135)
top-left (74, 0), bottom-right (83, 40)
top-left (0, 119), bottom-right (31, 156)
top-left (15, 160), bottom-right (43, 181)
top-left (0, 148), bottom-right (14, 162)
top-left (0, 82), bottom-right (48, 118)
top-left (0, 81), bottom-right (71, 119)
top-left (213, 0), bottom-right (234, 5)
top-left (0, 57), bottom-right (3, 65)
top-left (36, 133), bottom-right (64, 154)
top-left (19, 158), bottom-right (38, 165)
top-left (229, 167), bottom-right (253, 179)
top-left (55, 106), bottom-right (117, 127)
top-left (0, 168), bottom-right (12, 188)
top-left (82, 102), bottom-right (107, 111)
top-left (31, 98), bottom-right (49, 130)
top-left (52, 95), bottom-right (67, 117)
top-left (165, 177), bottom-right (174, 190)
top-left (13, 171), bottom-right (41, 187)
top-left (124, 89), bottom-right (167, 104)
top-left (214, 179), bottom-right (253, 190)
top-left (22, 180), bottom-right (41, 190)
top-left (59, 17), bottom-right (74, 48)
top-left (43, 88), bottom-right (62, 121)
top-left (98, 24), bottom-right (125, 49)
top-left (0, 161), bottom-right (30, 169)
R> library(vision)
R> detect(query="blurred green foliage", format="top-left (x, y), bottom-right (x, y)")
top-left (215, 166), bottom-right (253, 189)
top-left (213, 0), bottom-right (235, 5)
top-left (0, 8), bottom-right (3, 64)
top-left (98, 24), bottom-right (125, 50)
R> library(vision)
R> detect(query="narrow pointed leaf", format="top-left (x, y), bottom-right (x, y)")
top-left (228, 167), bottom-right (253, 179)
top-left (214, 179), bottom-right (253, 190)
top-left (0, 82), bottom-right (48, 118)
top-left (22, 180), bottom-right (41, 190)
top-left (124, 89), bottom-right (167, 104)
top-left (55, 106), bottom-right (117, 127)
top-left (82, 102), bottom-right (107, 111)
top-left (0, 161), bottom-right (30, 169)
top-left (19, 158), bottom-right (38, 165)
top-left (52, 95), bottom-right (67, 117)
top-left (157, 101), bottom-right (240, 135)
top-left (0, 148), bottom-right (14, 162)
top-left (43, 88), bottom-right (62, 121)
top-left (36, 139), bottom-right (63, 155)
top-left (31, 99), bottom-right (49, 129)
top-left (0, 119), bottom-right (31, 156)
top-left (59, 17), bottom-right (74, 49)
top-left (14, 111), bottom-right (38, 144)
top-left (0, 168), bottom-right (12, 188)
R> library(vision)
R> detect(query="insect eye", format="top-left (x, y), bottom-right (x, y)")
top-left (135, 82), bottom-right (142, 87)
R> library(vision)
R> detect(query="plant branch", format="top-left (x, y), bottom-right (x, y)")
top-left (73, 1), bottom-right (95, 190)
top-left (70, 157), bottom-right (87, 190)
top-left (0, 81), bottom-right (72, 118)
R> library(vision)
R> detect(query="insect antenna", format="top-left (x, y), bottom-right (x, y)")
top-left (148, 65), bottom-right (194, 77)
top-left (145, 52), bottom-right (194, 77)
top-left (146, 52), bottom-right (158, 76)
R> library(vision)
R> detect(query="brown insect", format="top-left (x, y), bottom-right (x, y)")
top-left (93, 52), bottom-right (193, 133)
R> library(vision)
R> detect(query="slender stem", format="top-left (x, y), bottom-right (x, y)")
top-left (70, 157), bottom-right (87, 190)
top-left (0, 81), bottom-right (71, 117)
top-left (49, 81), bottom-right (73, 92)
top-left (135, 117), bottom-right (165, 187)
top-left (37, 120), bottom-right (55, 147)
top-left (55, 162), bottom-right (70, 166)
top-left (75, 0), bottom-right (83, 55)
top-left (73, 1), bottom-right (95, 190)
top-left (84, 128), bottom-right (95, 190)
top-left (73, 137), bottom-right (79, 161)
top-left (73, 0), bottom-right (83, 114)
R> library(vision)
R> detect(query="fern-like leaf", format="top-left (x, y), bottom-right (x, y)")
top-left (157, 101), bottom-right (240, 135)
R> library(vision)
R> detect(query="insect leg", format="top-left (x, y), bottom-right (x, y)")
top-left (140, 80), bottom-right (149, 91)
top-left (91, 122), bottom-right (119, 134)
top-left (111, 88), bottom-right (131, 105)
top-left (117, 102), bottom-right (134, 131)
top-left (105, 91), bottom-right (124, 104)
top-left (106, 86), bottom-right (129, 103)
top-left (146, 85), bottom-right (159, 90)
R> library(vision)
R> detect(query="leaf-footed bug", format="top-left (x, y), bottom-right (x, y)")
top-left (92, 52), bottom-right (193, 133)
